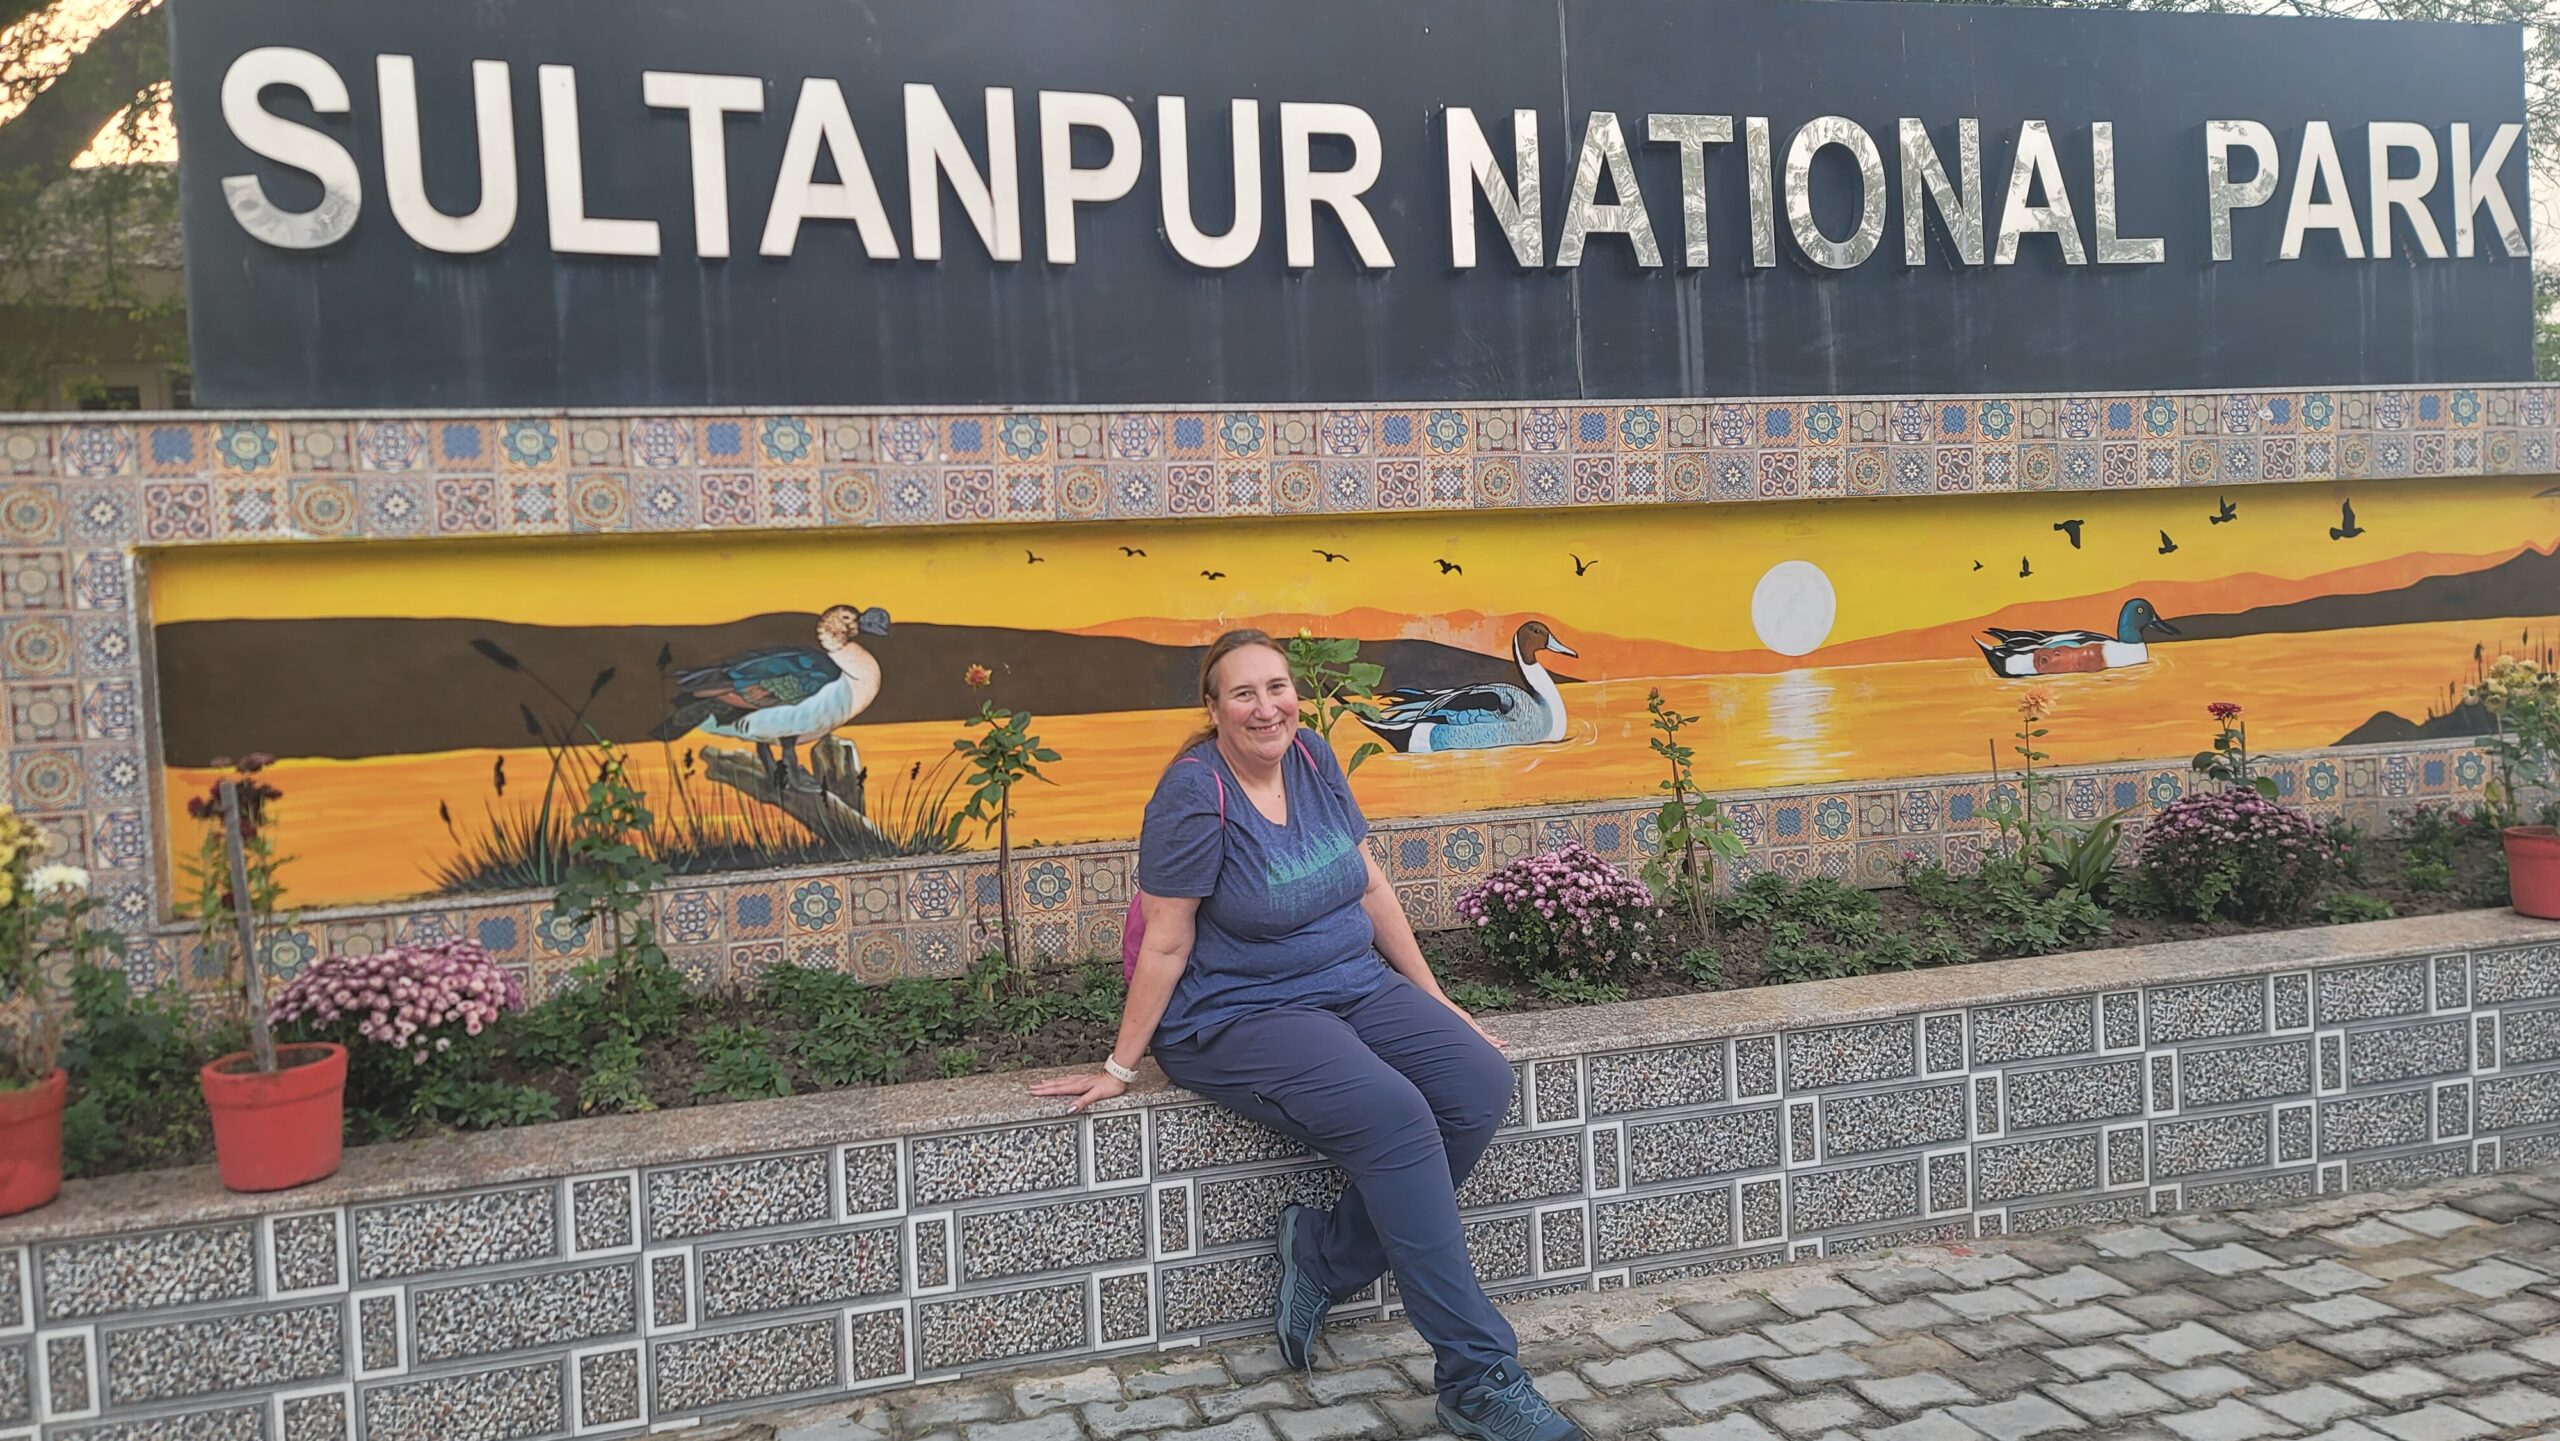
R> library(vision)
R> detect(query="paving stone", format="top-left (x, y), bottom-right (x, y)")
top-left (1596, 1311), bottom-right (1708, 1348)
top-left (2257, 1385), bottom-right (2373, 1428)
top-left (1303, 1368), bottom-right (1402, 1404)
top-left (1938, 1255), bottom-right (2038, 1286)
top-left (2457, 1382), bottom-right (2560, 1428)
top-left (1854, 1298), bottom-right (1965, 1336)
top-left (2229, 1341), bottom-right (2353, 1389)
top-left (1869, 1415), bottom-right (1989, 1441)
top-left (1083, 1397), bottom-right (1201, 1437)
top-left (2393, 1309), bottom-right (2508, 1348)
top-left (2433, 1350), bottom-right (2537, 1384)
top-left (2151, 1366), bottom-right (2258, 1403)
top-left (2212, 1307), bottom-right (2326, 1349)
top-left (2435, 1258), bottom-right (2543, 1297)
top-left (1678, 1297), bottom-right (1789, 1332)
top-left (1374, 1394), bottom-right (1440, 1433)
top-left (2042, 1374), bottom-right (2180, 1423)
top-left (2320, 1220), bottom-right (2424, 1249)
top-left (2296, 1425), bottom-right (2391, 1441)
top-left (1763, 1313), bottom-right (1878, 1354)
top-left (1579, 1348), bottom-right (1692, 1388)
top-left (1938, 1286), bottom-right (2046, 1321)
top-left (2017, 1302), bottom-right (2138, 1343)
top-left (1942, 1319), bottom-right (2053, 1359)
top-left (1559, 1388), bottom-right (1697, 1435)
top-left (1677, 1370), bottom-right (1786, 1414)
top-left (2177, 1244), bottom-right (2284, 1276)
top-left (2114, 1290), bottom-right (2230, 1327)
top-left (2335, 1364), bottom-right (2453, 1403)
top-left (1018, 1367), bottom-right (1125, 1416)
top-left (2447, 1192), bottom-right (2544, 1221)
top-left (2123, 1323), bottom-right (2250, 1367)
top-left (1851, 1374), bottom-right (1978, 1415)
top-left (1659, 1417), bottom-right (1784, 1441)
top-left (967, 1417), bottom-right (1088, 1441)
top-left (2301, 1324), bottom-right (2438, 1365)
top-left (2365, 1404), bottom-right (2495, 1441)
top-left (1516, 1334), bottom-right (1614, 1372)
top-left (2289, 1294), bottom-right (2400, 1327)
top-left (1764, 1392), bottom-right (1875, 1436)
top-left (1268, 1404), bottom-right (1384, 1441)
top-left (1855, 1335), bottom-right (1971, 1377)
top-left (2089, 1227), bottom-right (2191, 1258)
top-left (1845, 1265), bottom-right (1964, 1303)
top-left (2509, 1332), bottom-right (2560, 1366)
top-left (2380, 1208), bottom-right (2479, 1239)
top-left (1160, 1420), bottom-right (1277, 1441)
top-left (1677, 1334), bottom-right (1785, 1369)
top-left (1764, 1280), bottom-right (1871, 1318)
top-left (1940, 1352), bottom-right (2062, 1400)
top-left (1226, 1346), bottom-right (1296, 1382)
top-left (2164, 1219), bottom-right (2252, 1244)
top-left (2103, 1253), bottom-right (2222, 1290)
top-left (2268, 1260), bottom-right (2384, 1297)
top-left (1947, 1393), bottom-right (2082, 1440)
top-left (2045, 1344), bottom-right (2146, 1379)
top-left (2199, 1275), bottom-right (2309, 1311)
top-left (2016, 1267), bottom-right (2135, 1307)
top-left (2158, 1400), bottom-right (2292, 1441)
top-left (1760, 1353), bottom-right (1874, 1387)
top-left (1124, 1360), bottom-right (1232, 1398)
top-left (2354, 1257), bottom-right (2445, 1281)
top-left (1319, 1328), bottom-right (1432, 1366)
top-left (2482, 1293), bottom-right (2560, 1328)
top-left (1199, 1382), bottom-right (1306, 1423)
top-left (1530, 1371), bottom-right (1592, 1404)
top-left (910, 1392), bottom-right (1016, 1430)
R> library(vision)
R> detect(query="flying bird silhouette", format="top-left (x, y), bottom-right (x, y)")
top-left (2330, 499), bottom-right (2364, 540)
top-left (2538, 485), bottom-right (2560, 499)
top-left (1435, 559), bottom-right (1464, 575)
top-left (2020, 556), bottom-right (2033, 579)
top-left (2210, 495), bottom-right (2238, 524)
top-left (1972, 560), bottom-right (1984, 572)
top-left (1571, 553), bottom-right (1597, 576)
top-left (1025, 549), bottom-right (1045, 564)
top-left (1313, 549), bottom-right (1350, 563)
top-left (2054, 519), bottom-right (2085, 549)
top-left (1201, 569), bottom-right (1226, 580)
top-left (1118, 545), bottom-right (1147, 557)
top-left (492, 755), bottom-right (507, 797)
top-left (2158, 530), bottom-right (2179, 556)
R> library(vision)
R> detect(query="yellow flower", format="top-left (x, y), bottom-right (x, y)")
top-left (2018, 686), bottom-right (2058, 722)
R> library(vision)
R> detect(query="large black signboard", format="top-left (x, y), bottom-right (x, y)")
top-left (169, 0), bottom-right (2531, 408)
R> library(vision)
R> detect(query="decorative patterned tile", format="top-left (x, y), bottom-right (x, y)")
top-left (1538, 1206), bottom-right (1590, 1275)
top-left (2004, 1059), bottom-right (2145, 1131)
top-left (1625, 1109), bottom-right (1783, 1185)
top-left (53, 1406), bottom-right (267, 1441)
top-left (1533, 1061), bottom-right (1584, 1125)
top-left (268, 1213), bottom-right (343, 1294)
top-left (1820, 1084), bottom-right (1968, 1158)
top-left (2181, 1170), bottom-right (2317, 1212)
top-left (2501, 1006), bottom-right (2560, 1066)
top-left (646, 1153), bottom-right (831, 1241)
top-left (362, 1361), bottom-right (564, 1441)
top-left (569, 1176), bottom-right (636, 1254)
top-left (38, 1227), bottom-right (257, 1321)
top-left (355, 1293), bottom-right (401, 1375)
top-left (575, 1348), bottom-right (642, 1429)
top-left (1090, 1113), bottom-right (1146, 1185)
top-left (354, 1188), bottom-right (556, 1282)
top-left (698, 1225), bottom-right (902, 1321)
top-left (2472, 945), bottom-right (2560, 1004)
top-left (278, 1387), bottom-right (350, 1441)
top-left (1789, 1159), bottom-right (1923, 1233)
top-left (2345, 1145), bottom-right (2470, 1191)
top-left (100, 1303), bottom-right (343, 1406)
top-left (2317, 1090), bottom-right (2433, 1155)
top-left (1785, 1022), bottom-right (1917, 1091)
top-left (653, 1317), bottom-right (840, 1414)
top-left (1975, 1134), bottom-right (2101, 1204)
top-left (2273, 972), bottom-right (2312, 1031)
top-left (848, 1303), bottom-right (911, 1381)
top-left (2179, 1039), bottom-right (2315, 1107)
top-left (1152, 1107), bottom-right (1304, 1174)
top-left (1970, 998), bottom-right (2096, 1067)
top-left (2008, 1194), bottom-right (2145, 1234)
top-left (960, 1195), bottom-right (1147, 1284)
top-left (2476, 1070), bottom-right (2560, 1132)
top-left (918, 1283), bottom-right (1088, 1369)
top-left (2147, 980), bottom-right (2268, 1045)
top-left (1588, 1045), bottom-right (1723, 1116)
top-left (1158, 1255), bottom-right (1280, 1335)
top-left (2344, 1019), bottom-right (2471, 1087)
top-left (1454, 1134), bottom-right (1584, 1208)
top-left (1195, 1168), bottom-right (1346, 1251)
top-left (1593, 1187), bottom-right (1735, 1265)
top-left (842, 1143), bottom-right (903, 1217)
top-left (2315, 961), bottom-right (2429, 1024)
top-left (1733, 1036), bottom-right (1780, 1098)
top-left (1465, 1215), bottom-right (1534, 1284)
top-left (2151, 1112), bottom-right (2272, 1179)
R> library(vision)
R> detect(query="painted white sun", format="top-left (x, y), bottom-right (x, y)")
top-left (1750, 560), bottom-right (1837, 658)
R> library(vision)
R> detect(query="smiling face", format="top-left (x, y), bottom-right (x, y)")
top-left (1205, 641), bottom-right (1300, 769)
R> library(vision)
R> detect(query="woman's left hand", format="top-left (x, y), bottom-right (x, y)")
top-left (1440, 996), bottom-right (1505, 1049)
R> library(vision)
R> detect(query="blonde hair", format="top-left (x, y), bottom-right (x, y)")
top-left (1168, 629), bottom-right (1292, 765)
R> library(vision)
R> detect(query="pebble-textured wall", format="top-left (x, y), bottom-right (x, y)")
top-left (6, 927), bottom-right (2560, 1436)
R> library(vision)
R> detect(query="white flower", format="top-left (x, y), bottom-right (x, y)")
top-left (29, 864), bottom-right (87, 896)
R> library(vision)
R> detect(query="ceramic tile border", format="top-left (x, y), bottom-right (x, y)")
top-left (6, 918), bottom-right (2558, 1432)
top-left (0, 385), bottom-right (2537, 994)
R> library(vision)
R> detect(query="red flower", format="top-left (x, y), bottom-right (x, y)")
top-left (2207, 702), bottom-right (2244, 723)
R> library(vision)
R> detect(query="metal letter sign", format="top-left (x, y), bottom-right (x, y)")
top-left (167, 0), bottom-right (2531, 408)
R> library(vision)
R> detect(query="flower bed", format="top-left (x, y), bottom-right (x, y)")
top-left (61, 804), bottom-right (2511, 1179)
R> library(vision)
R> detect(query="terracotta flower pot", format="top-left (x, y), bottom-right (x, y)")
top-left (0, 1069), bottom-right (66, 1217)
top-left (2506, 826), bottom-right (2560, 920)
top-left (199, 1043), bottom-right (346, 1193)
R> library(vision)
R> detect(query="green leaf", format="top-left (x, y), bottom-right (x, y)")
top-left (2250, 777), bottom-right (2280, 799)
top-left (1345, 742), bottom-right (1386, 775)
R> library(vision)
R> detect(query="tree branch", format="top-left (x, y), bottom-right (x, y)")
top-left (0, 0), bottom-right (162, 184)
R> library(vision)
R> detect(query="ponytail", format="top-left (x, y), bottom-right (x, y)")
top-left (1166, 628), bottom-right (1291, 770)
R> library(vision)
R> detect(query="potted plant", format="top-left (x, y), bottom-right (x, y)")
top-left (188, 757), bottom-right (345, 1192)
top-left (2470, 657), bottom-right (2560, 918)
top-left (0, 809), bottom-right (102, 1216)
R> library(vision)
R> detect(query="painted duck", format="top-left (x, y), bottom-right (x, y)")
top-left (1358, 621), bottom-right (1577, 754)
top-left (1975, 598), bottom-right (2178, 677)
top-left (651, 605), bottom-right (890, 791)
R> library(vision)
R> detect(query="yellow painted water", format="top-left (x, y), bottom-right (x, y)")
top-left (168, 616), bottom-right (2542, 908)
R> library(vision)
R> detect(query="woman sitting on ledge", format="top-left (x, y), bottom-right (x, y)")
top-left (1033, 629), bottom-right (1583, 1441)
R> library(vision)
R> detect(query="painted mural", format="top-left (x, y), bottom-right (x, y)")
top-left (149, 476), bottom-right (2560, 908)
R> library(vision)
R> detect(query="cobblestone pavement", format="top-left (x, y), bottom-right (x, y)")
top-left (730, 1166), bottom-right (2560, 1441)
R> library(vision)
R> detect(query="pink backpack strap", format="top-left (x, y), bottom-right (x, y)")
top-left (1173, 754), bottom-right (1226, 823)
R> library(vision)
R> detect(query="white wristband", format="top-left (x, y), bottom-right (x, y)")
top-left (1102, 1057), bottom-right (1139, 1084)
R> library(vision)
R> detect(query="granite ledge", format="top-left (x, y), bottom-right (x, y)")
top-left (2, 908), bottom-right (2541, 1243)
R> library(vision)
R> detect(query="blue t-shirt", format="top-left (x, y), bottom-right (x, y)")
top-left (1138, 730), bottom-right (1389, 1045)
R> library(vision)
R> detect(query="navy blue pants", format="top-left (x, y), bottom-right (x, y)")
top-left (1153, 973), bottom-right (1518, 1395)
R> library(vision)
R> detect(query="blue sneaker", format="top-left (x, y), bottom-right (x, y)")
top-left (1438, 1359), bottom-right (1586, 1441)
top-left (1273, 1203), bottom-right (1331, 1370)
